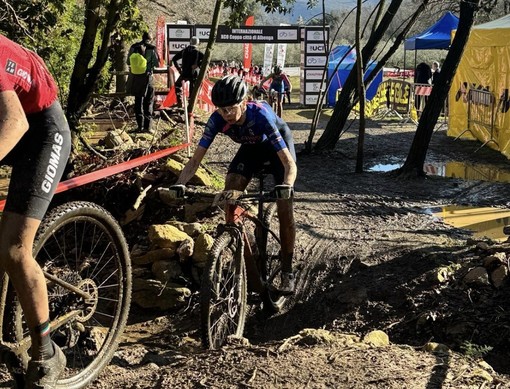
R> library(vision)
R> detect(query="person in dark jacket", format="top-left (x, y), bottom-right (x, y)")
top-left (127, 31), bottom-right (160, 132)
top-left (172, 36), bottom-right (205, 107)
top-left (415, 62), bottom-right (432, 84)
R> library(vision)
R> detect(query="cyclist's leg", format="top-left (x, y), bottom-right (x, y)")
top-left (0, 101), bottom-right (71, 361)
top-left (268, 143), bottom-right (295, 274)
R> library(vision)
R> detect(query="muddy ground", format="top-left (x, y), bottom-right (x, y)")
top-left (5, 105), bottom-right (510, 388)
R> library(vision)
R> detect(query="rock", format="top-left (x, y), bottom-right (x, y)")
top-left (165, 221), bottom-right (203, 237)
top-left (490, 265), bottom-right (508, 288)
top-left (132, 278), bottom-right (191, 310)
top-left (151, 260), bottom-right (183, 282)
top-left (463, 267), bottom-right (490, 286)
top-left (132, 248), bottom-right (176, 266)
top-left (177, 238), bottom-right (194, 262)
top-left (148, 224), bottom-right (191, 249)
top-left (423, 342), bottom-right (450, 354)
top-left (192, 233), bottom-right (215, 268)
top-left (362, 330), bottom-right (389, 347)
top-left (225, 336), bottom-right (251, 347)
top-left (476, 242), bottom-right (490, 251)
top-left (164, 159), bottom-right (212, 186)
top-left (296, 328), bottom-right (337, 345)
top-left (471, 368), bottom-right (493, 382)
top-left (104, 129), bottom-right (134, 149)
top-left (483, 255), bottom-right (502, 269)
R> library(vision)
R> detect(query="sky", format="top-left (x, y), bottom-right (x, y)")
top-left (285, 0), bottom-right (377, 23)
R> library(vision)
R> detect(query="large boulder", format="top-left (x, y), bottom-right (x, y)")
top-left (164, 158), bottom-right (212, 186)
top-left (192, 233), bottom-right (215, 268)
top-left (148, 224), bottom-right (191, 249)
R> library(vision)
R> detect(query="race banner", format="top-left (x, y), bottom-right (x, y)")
top-left (243, 16), bottom-right (255, 70)
top-left (263, 43), bottom-right (274, 76)
top-left (156, 16), bottom-right (166, 67)
top-left (276, 43), bottom-right (287, 68)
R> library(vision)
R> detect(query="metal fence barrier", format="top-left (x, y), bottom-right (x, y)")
top-left (455, 89), bottom-right (499, 152)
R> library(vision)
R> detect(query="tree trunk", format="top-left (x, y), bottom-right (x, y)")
top-left (112, 37), bottom-right (128, 94)
top-left (355, 0), bottom-right (366, 173)
top-left (66, 0), bottom-right (123, 130)
top-left (188, 0), bottom-right (223, 113)
top-left (399, 0), bottom-right (481, 177)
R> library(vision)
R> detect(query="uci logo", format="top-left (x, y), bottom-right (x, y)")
top-left (313, 31), bottom-right (321, 39)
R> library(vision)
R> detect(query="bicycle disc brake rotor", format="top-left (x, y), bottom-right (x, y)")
top-left (76, 279), bottom-right (99, 322)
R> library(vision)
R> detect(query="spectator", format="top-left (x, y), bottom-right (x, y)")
top-left (415, 62), bottom-right (432, 84)
top-left (127, 31), bottom-right (160, 132)
top-left (172, 36), bottom-right (204, 108)
top-left (431, 61), bottom-right (441, 85)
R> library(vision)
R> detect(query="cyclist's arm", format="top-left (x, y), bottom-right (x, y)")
top-left (0, 90), bottom-right (29, 161)
top-left (259, 73), bottom-right (273, 85)
top-left (175, 145), bottom-right (208, 185)
top-left (276, 148), bottom-right (297, 186)
top-left (171, 50), bottom-right (183, 68)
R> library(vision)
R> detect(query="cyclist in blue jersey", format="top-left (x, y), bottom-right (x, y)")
top-left (173, 75), bottom-right (297, 294)
top-left (258, 65), bottom-right (292, 118)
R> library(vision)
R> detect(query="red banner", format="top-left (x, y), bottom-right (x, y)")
top-left (156, 16), bottom-right (165, 67)
top-left (243, 16), bottom-right (254, 70)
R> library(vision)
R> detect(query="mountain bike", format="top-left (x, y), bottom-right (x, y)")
top-left (0, 201), bottom-right (132, 388)
top-left (198, 171), bottom-right (292, 350)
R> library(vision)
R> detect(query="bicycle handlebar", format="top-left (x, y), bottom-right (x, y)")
top-left (159, 184), bottom-right (293, 207)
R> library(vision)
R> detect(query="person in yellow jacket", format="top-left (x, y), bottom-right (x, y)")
top-left (127, 32), bottom-right (160, 132)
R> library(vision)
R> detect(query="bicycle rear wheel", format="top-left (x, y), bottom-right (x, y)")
top-left (200, 230), bottom-right (247, 350)
top-left (4, 201), bottom-right (131, 389)
top-left (261, 203), bottom-right (288, 313)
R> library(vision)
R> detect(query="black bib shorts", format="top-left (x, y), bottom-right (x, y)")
top-left (3, 101), bottom-right (71, 220)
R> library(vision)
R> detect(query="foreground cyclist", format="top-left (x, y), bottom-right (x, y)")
top-left (173, 75), bottom-right (297, 294)
top-left (0, 35), bottom-right (71, 387)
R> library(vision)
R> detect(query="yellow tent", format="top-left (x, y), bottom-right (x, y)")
top-left (448, 14), bottom-right (510, 158)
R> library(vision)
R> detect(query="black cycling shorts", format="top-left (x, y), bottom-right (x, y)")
top-left (3, 101), bottom-right (71, 220)
top-left (228, 125), bottom-right (296, 185)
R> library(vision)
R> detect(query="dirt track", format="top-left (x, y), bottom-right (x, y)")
top-left (3, 108), bottom-right (510, 388)
top-left (83, 111), bottom-right (510, 388)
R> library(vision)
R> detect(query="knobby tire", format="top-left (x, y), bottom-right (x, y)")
top-left (200, 231), bottom-right (247, 350)
top-left (3, 201), bottom-right (132, 389)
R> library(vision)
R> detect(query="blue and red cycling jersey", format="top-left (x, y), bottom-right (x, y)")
top-left (198, 101), bottom-right (290, 152)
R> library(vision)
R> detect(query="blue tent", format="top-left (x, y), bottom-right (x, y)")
top-left (327, 46), bottom-right (383, 107)
top-left (404, 11), bottom-right (459, 50)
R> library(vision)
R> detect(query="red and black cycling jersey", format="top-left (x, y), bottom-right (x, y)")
top-left (0, 35), bottom-right (57, 114)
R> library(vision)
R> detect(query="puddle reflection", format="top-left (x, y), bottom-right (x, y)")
top-left (369, 160), bottom-right (510, 184)
top-left (433, 205), bottom-right (510, 242)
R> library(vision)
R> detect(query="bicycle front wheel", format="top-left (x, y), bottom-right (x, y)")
top-left (200, 230), bottom-right (247, 350)
top-left (6, 201), bottom-right (132, 389)
top-left (261, 203), bottom-right (288, 313)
